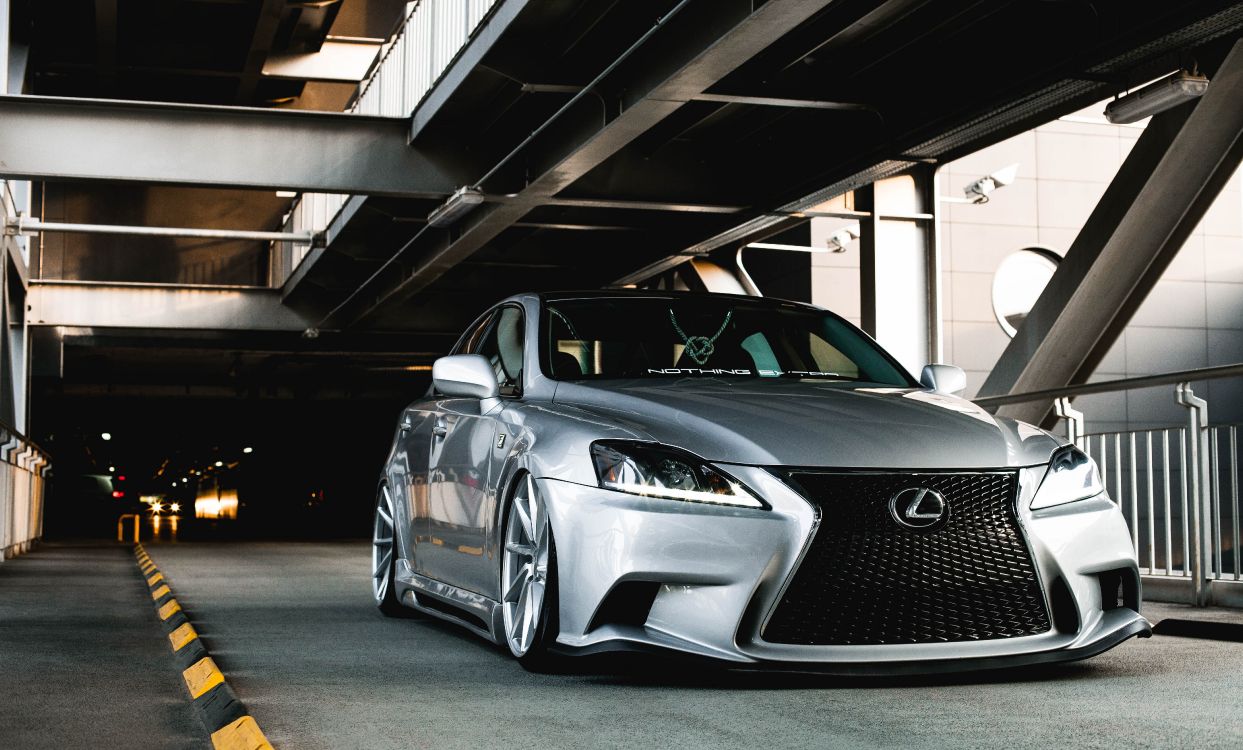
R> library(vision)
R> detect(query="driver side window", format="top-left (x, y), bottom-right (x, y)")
top-left (469, 305), bottom-right (525, 397)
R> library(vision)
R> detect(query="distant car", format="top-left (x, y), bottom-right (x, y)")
top-left (373, 291), bottom-right (1150, 672)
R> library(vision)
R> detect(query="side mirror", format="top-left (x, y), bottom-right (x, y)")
top-left (432, 354), bottom-right (499, 400)
top-left (920, 364), bottom-right (967, 397)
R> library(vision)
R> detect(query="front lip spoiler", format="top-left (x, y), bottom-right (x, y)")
top-left (750, 615), bottom-right (1154, 676)
top-left (552, 615), bottom-right (1153, 676)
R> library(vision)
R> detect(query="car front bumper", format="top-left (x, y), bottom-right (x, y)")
top-left (537, 464), bottom-right (1151, 672)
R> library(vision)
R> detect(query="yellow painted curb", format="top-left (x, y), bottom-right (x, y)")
top-left (158, 599), bottom-right (182, 620)
top-left (141, 562), bottom-right (156, 572)
top-left (151, 584), bottom-right (172, 600)
top-left (210, 716), bottom-right (273, 750)
top-left (147, 572), bottom-right (165, 585)
top-left (169, 622), bottom-right (199, 651)
top-left (183, 657), bottom-right (225, 699)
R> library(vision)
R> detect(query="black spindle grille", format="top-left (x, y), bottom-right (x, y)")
top-left (763, 471), bottom-right (1051, 645)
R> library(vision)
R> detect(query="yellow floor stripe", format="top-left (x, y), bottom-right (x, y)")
top-left (141, 563), bottom-right (156, 572)
top-left (151, 584), bottom-right (171, 600)
top-left (182, 657), bottom-right (225, 699)
top-left (210, 716), bottom-right (273, 750)
top-left (158, 599), bottom-right (182, 620)
top-left (147, 572), bottom-right (164, 585)
top-left (169, 622), bottom-right (198, 651)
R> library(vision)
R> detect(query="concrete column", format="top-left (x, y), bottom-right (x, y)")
top-left (858, 167), bottom-right (940, 376)
top-left (1, 0), bottom-right (8, 95)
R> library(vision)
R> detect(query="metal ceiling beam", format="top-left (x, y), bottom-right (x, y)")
top-left (93, 0), bottom-right (117, 94)
top-left (978, 39), bottom-right (1243, 426)
top-left (28, 281), bottom-right (314, 332)
top-left (612, 3), bottom-right (1243, 289)
top-left (236, 0), bottom-right (286, 104)
top-left (0, 95), bottom-right (465, 196)
top-left (495, 195), bottom-right (745, 214)
top-left (410, 0), bottom-right (532, 141)
top-left (690, 93), bottom-right (872, 110)
top-left (340, 0), bottom-right (835, 326)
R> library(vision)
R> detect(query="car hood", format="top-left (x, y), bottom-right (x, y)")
top-left (550, 378), bottom-right (1060, 469)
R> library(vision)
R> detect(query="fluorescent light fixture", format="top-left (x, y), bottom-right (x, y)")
top-left (1105, 71), bottom-right (1208, 124)
top-left (275, 190), bottom-right (298, 198)
top-left (427, 186), bottom-right (485, 228)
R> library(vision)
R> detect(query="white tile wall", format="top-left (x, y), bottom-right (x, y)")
top-left (1128, 281), bottom-right (1207, 329)
top-left (805, 103), bottom-right (1243, 426)
top-left (936, 105), bottom-right (1243, 430)
top-left (1205, 235), bottom-right (1243, 282)
top-left (1035, 131), bottom-right (1121, 181)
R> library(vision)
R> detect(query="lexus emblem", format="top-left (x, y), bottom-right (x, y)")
top-left (888, 487), bottom-right (949, 530)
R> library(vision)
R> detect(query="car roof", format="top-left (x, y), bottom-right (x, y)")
top-left (533, 289), bottom-right (821, 310)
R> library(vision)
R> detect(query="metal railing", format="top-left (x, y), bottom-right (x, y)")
top-left (1, 179), bottom-right (31, 263)
top-left (976, 364), bottom-right (1243, 606)
top-left (271, 0), bottom-right (499, 286)
top-left (0, 424), bottom-right (51, 561)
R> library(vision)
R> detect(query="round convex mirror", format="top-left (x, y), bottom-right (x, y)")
top-left (991, 247), bottom-right (1061, 337)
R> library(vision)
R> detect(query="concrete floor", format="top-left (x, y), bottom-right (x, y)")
top-left (0, 543), bottom-right (207, 749)
top-left (132, 541), bottom-right (1243, 750)
top-left (2, 541), bottom-right (1241, 749)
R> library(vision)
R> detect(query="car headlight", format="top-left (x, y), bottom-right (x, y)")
top-left (1030, 445), bottom-right (1106, 510)
top-left (590, 440), bottom-right (764, 508)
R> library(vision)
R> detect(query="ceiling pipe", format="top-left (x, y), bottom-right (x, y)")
top-left (5, 216), bottom-right (319, 246)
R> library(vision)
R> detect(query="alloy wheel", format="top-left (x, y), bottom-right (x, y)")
top-left (501, 475), bottom-right (551, 656)
top-left (372, 485), bottom-right (396, 604)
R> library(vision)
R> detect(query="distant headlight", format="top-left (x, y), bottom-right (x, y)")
top-left (590, 440), bottom-right (764, 508)
top-left (1031, 445), bottom-right (1106, 510)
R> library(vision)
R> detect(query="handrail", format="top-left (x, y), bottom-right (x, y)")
top-left (117, 514), bottom-right (141, 544)
top-left (973, 362), bottom-right (1243, 408)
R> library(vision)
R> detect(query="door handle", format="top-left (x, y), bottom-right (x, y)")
top-left (400, 418), bottom-right (412, 434)
top-left (432, 418), bottom-right (448, 438)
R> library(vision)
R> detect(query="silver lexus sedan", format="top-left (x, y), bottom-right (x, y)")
top-left (373, 291), bottom-right (1151, 672)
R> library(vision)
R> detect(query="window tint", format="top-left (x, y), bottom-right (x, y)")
top-left (456, 311), bottom-right (496, 356)
top-left (473, 305), bottom-right (525, 396)
top-left (544, 296), bottom-right (912, 386)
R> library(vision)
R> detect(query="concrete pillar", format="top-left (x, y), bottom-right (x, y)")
top-left (858, 166), bottom-right (941, 376)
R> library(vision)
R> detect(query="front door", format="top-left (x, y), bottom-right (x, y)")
top-left (423, 304), bottom-right (526, 595)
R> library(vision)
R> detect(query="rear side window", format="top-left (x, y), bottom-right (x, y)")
top-left (470, 305), bottom-right (525, 397)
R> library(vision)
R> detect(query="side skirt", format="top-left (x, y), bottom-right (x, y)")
top-left (394, 562), bottom-right (504, 644)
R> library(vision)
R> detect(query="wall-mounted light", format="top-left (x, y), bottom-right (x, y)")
top-left (825, 224), bottom-right (860, 253)
top-left (1105, 70), bottom-right (1208, 125)
top-left (962, 163), bottom-right (1019, 204)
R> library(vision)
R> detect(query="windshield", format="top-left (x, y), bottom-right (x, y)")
top-left (542, 296), bottom-right (916, 386)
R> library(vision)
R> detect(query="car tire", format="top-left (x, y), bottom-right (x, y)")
top-left (501, 474), bottom-right (565, 673)
top-left (372, 484), bottom-right (405, 617)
